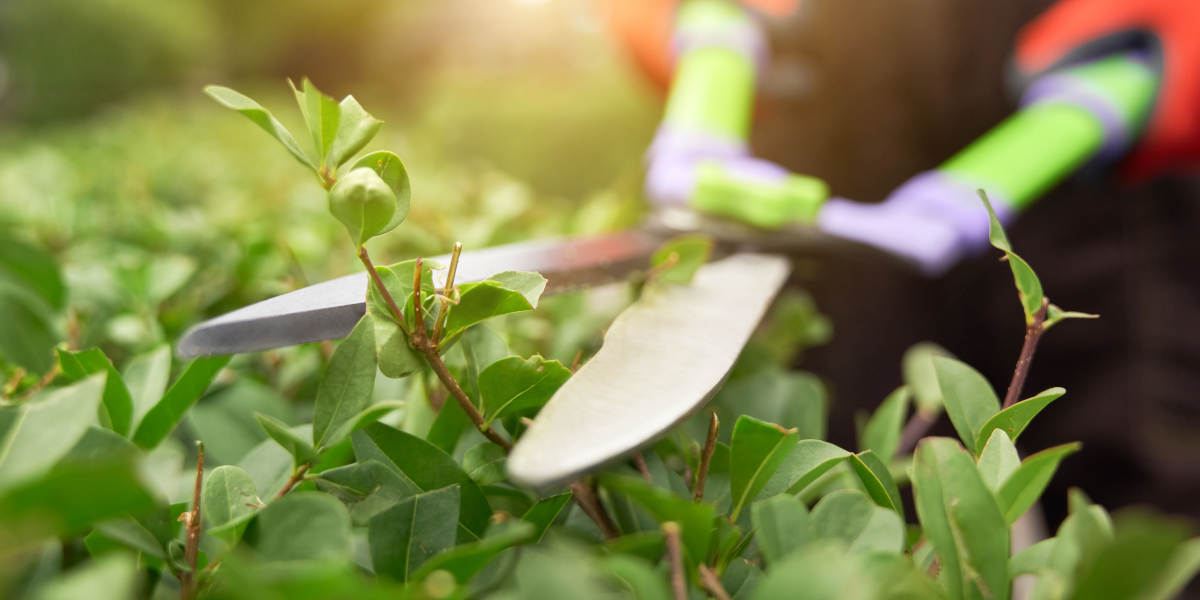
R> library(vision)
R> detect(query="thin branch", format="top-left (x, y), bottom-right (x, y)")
top-left (274, 463), bottom-right (312, 500)
top-left (897, 410), bottom-right (937, 457)
top-left (634, 453), bottom-right (653, 482)
top-left (694, 412), bottom-right (719, 502)
top-left (663, 522), bottom-right (688, 600)
top-left (410, 258), bottom-right (512, 452)
top-left (358, 245), bottom-right (409, 337)
top-left (698, 564), bottom-right (732, 600)
top-left (569, 480), bottom-right (620, 540)
top-left (433, 242), bottom-right (463, 346)
top-left (1003, 298), bottom-right (1049, 409)
top-left (19, 364), bottom-right (60, 401)
top-left (181, 441), bottom-right (204, 600)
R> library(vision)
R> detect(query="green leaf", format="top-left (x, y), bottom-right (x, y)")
top-left (312, 316), bottom-right (377, 449)
top-left (602, 554), bottom-right (673, 600)
top-left (912, 437), bottom-right (1010, 600)
top-left (0, 236), bottom-right (65, 311)
top-left (122, 345), bottom-right (170, 432)
top-left (368, 485), bottom-right (461, 582)
top-left (1143, 537), bottom-right (1200, 600)
top-left (463, 442), bottom-right (507, 486)
top-left (598, 474), bottom-right (715, 563)
top-left (255, 413), bottom-right (317, 466)
top-left (60, 426), bottom-right (138, 466)
top-left (750, 494), bottom-right (810, 565)
top-left (314, 459), bottom-right (421, 525)
top-left (976, 429), bottom-right (1019, 492)
top-left (759, 439), bottom-right (851, 498)
top-left (903, 342), bottom-right (951, 417)
top-left (1044, 303), bottom-right (1098, 331)
top-left (1010, 538), bottom-right (1056, 576)
top-left (715, 369), bottom-right (827, 441)
top-left (859, 386), bottom-right (910, 463)
top-left (365, 260), bottom-right (434, 378)
top-left (997, 442), bottom-right (1080, 524)
top-left (933, 356), bottom-right (1000, 455)
top-left (442, 271), bottom-right (547, 341)
top-left (980, 190), bottom-right (1044, 324)
top-left (291, 78), bottom-right (341, 166)
top-left (1032, 490), bottom-right (1113, 598)
top-left (1070, 512), bottom-right (1191, 600)
top-left (521, 492), bottom-right (572, 543)
top-left (32, 553), bottom-right (138, 600)
top-left (0, 292), bottom-right (58, 373)
top-left (0, 375), bottom-right (104, 490)
top-left (328, 94), bottom-right (382, 168)
top-left (650, 234), bottom-right (713, 285)
top-left (847, 450), bottom-right (903, 515)
top-left (204, 85), bottom-right (316, 170)
top-left (351, 151), bottom-right (411, 235)
top-left (478, 355), bottom-right (570, 427)
top-left (974, 387), bottom-right (1065, 453)
top-left (749, 541), bottom-right (857, 599)
top-left (245, 492), bottom-right (352, 565)
top-left (352, 423), bottom-right (490, 540)
top-left (411, 519), bottom-right (535, 583)
top-left (204, 465), bottom-right (259, 528)
top-left (91, 516), bottom-right (168, 560)
top-left (0, 458), bottom-right (156, 537)
top-left (56, 348), bottom-right (133, 436)
top-left (811, 489), bottom-right (905, 554)
top-left (729, 416), bottom-right (799, 520)
top-left (132, 355), bottom-right (230, 449)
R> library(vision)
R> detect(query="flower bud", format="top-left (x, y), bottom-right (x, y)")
top-left (328, 167), bottom-right (396, 245)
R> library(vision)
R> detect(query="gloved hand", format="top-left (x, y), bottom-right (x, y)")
top-left (1015, 0), bottom-right (1200, 178)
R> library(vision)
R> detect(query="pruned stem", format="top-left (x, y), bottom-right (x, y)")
top-left (693, 412), bottom-right (719, 501)
top-left (698, 564), bottom-right (732, 600)
top-left (663, 522), bottom-right (688, 600)
top-left (432, 241), bottom-right (463, 345)
top-left (569, 480), bottom-right (619, 540)
top-left (411, 258), bottom-right (512, 452)
top-left (897, 410), bottom-right (937, 457)
top-left (634, 453), bottom-right (653, 482)
top-left (181, 442), bottom-right (205, 600)
top-left (275, 463), bottom-right (312, 499)
top-left (358, 245), bottom-right (409, 337)
top-left (1003, 298), bottom-right (1049, 409)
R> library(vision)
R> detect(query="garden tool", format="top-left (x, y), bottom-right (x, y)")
top-left (178, 0), bottom-right (1156, 487)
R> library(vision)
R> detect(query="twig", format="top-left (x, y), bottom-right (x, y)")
top-left (1003, 298), bottom-right (1049, 409)
top-left (275, 463), bottom-right (312, 499)
top-left (358, 245), bottom-right (409, 337)
top-left (897, 410), bottom-right (937, 457)
top-left (694, 412), bottom-right (719, 501)
top-left (698, 564), bottom-right (732, 600)
top-left (19, 364), bottom-right (60, 401)
top-left (432, 242), bottom-right (462, 346)
top-left (411, 258), bottom-right (512, 452)
top-left (569, 349), bottom-right (584, 373)
top-left (634, 453), bottom-right (653, 482)
top-left (181, 442), bottom-right (204, 600)
top-left (663, 522), bottom-right (687, 600)
top-left (569, 480), bottom-right (620, 540)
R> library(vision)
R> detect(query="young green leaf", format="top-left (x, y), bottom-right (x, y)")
top-left (0, 236), bottom-right (65, 312)
top-left (132, 355), bottom-right (230, 449)
top-left (327, 95), bottom-right (382, 168)
top-left (598, 474), bottom-right (715, 563)
top-left (0, 291), bottom-right (58, 374)
top-left (328, 167), bottom-right (397, 245)
top-left (996, 442), bottom-right (1080, 524)
top-left (859, 386), bottom-right (910, 464)
top-left (351, 151), bottom-right (411, 235)
top-left (811, 489), bottom-right (905, 554)
top-left (729, 416), bottom-right (799, 521)
top-left (848, 450), bottom-right (903, 516)
top-left (351, 422), bottom-right (490, 540)
top-left (410, 519), bottom-right (535, 584)
top-left (902, 342), bottom-right (951, 417)
top-left (368, 485), bottom-right (461, 582)
top-left (933, 355), bottom-right (1000, 455)
top-left (912, 437), bottom-right (1010, 600)
top-left (1143, 537), bottom-right (1200, 600)
top-left (366, 259), bottom-right (435, 378)
top-left (56, 348), bottom-right (133, 437)
top-left (463, 442), bottom-right (507, 486)
top-left (1010, 538), bottom-right (1056, 576)
top-left (204, 85), bottom-right (316, 171)
top-left (312, 316), bottom-right (377, 449)
top-left (1044, 303), bottom-right (1098, 330)
top-left (750, 494), bottom-right (810, 565)
top-left (122, 345), bottom-right (170, 432)
top-left (291, 78), bottom-right (341, 167)
top-left (255, 413), bottom-right (316, 466)
top-left (980, 190), bottom-right (1044, 324)
top-left (0, 375), bottom-right (104, 490)
top-left (203, 465), bottom-right (260, 546)
top-left (1070, 512), bottom-right (1191, 600)
top-left (759, 439), bottom-right (851, 498)
top-left (976, 429), bottom-right (1020, 492)
top-left (441, 271), bottom-right (548, 341)
top-left (974, 387), bottom-right (1065, 453)
top-left (479, 355), bottom-right (571, 427)
top-left (521, 492), bottom-right (572, 543)
top-left (245, 492), bottom-right (352, 565)
top-left (650, 234), bottom-right (713, 285)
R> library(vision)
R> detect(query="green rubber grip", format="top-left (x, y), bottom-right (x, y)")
top-left (939, 54), bottom-right (1158, 210)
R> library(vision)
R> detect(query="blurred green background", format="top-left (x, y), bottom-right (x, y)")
top-left (0, 0), bottom-right (658, 368)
